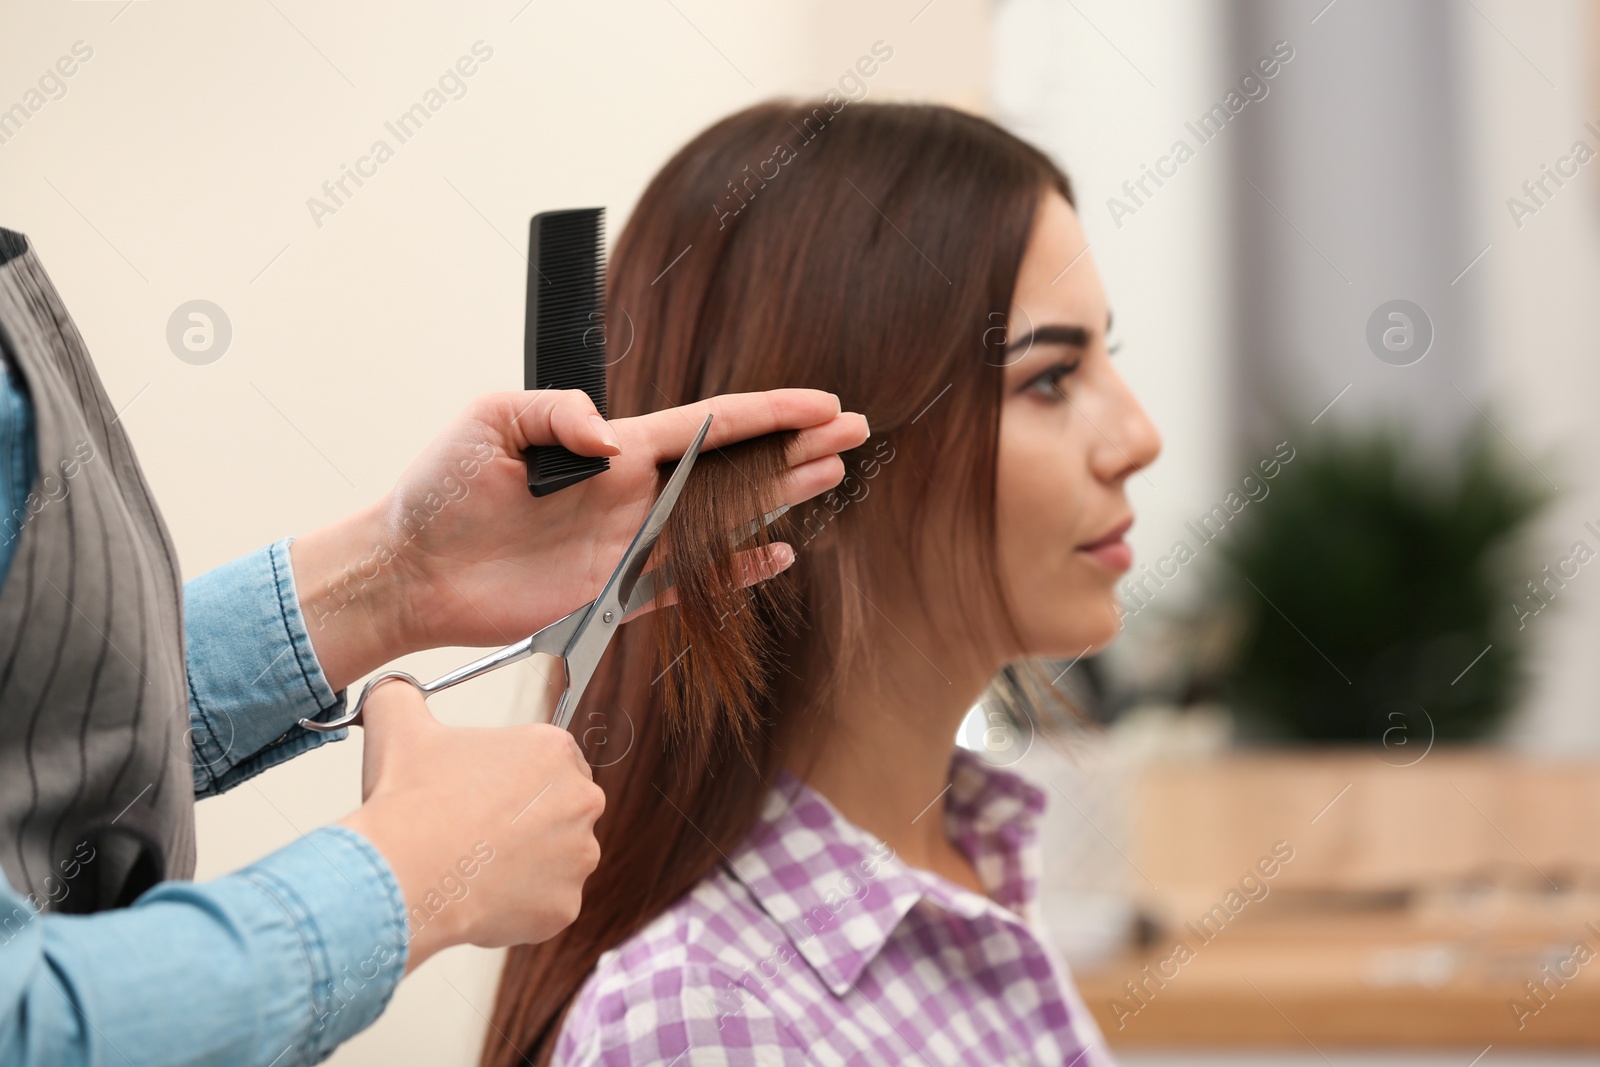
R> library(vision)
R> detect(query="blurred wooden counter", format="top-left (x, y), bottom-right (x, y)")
top-left (1079, 750), bottom-right (1600, 1048)
top-left (1076, 910), bottom-right (1600, 1046)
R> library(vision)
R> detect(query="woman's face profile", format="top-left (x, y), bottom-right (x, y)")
top-left (995, 191), bottom-right (1162, 659)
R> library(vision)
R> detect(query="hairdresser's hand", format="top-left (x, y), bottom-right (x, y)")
top-left (293, 388), bottom-right (868, 689)
top-left (338, 679), bottom-right (605, 971)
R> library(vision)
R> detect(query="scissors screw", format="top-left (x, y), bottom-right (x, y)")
top-left (603, 610), bottom-right (614, 623)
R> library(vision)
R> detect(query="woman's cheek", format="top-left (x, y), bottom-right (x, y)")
top-left (1004, 407), bottom-right (1125, 654)
top-left (1007, 411), bottom-right (1084, 540)
top-left (997, 412), bottom-right (1082, 610)
top-left (994, 417), bottom-right (1043, 559)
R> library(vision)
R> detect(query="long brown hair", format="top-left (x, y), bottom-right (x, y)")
top-left (484, 99), bottom-right (1073, 1065)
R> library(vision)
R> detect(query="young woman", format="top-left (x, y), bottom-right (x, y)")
top-left (486, 100), bottom-right (1161, 1066)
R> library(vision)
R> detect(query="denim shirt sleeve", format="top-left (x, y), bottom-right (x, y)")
top-left (0, 825), bottom-right (410, 1066)
top-left (184, 539), bottom-right (353, 798)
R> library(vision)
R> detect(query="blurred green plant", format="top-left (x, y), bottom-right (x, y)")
top-left (1219, 424), bottom-right (1552, 742)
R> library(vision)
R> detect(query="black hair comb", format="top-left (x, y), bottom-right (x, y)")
top-left (523, 207), bottom-right (609, 497)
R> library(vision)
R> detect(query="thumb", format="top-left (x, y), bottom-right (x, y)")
top-left (507, 389), bottom-right (622, 458)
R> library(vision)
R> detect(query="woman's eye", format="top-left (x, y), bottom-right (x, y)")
top-left (1025, 361), bottom-right (1079, 399)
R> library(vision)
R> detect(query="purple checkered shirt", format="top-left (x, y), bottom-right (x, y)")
top-left (554, 747), bottom-right (1114, 1065)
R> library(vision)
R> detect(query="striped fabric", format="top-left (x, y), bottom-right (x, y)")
top-left (554, 747), bottom-right (1115, 1066)
top-left (0, 345), bottom-right (36, 582)
top-left (0, 229), bottom-right (193, 911)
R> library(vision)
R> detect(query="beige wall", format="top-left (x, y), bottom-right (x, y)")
top-left (0, 1), bottom-right (989, 1062)
top-left (1463, 0), bottom-right (1600, 752)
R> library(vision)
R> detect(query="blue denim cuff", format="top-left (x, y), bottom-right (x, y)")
top-left (232, 826), bottom-right (410, 1063)
top-left (1, 827), bottom-right (409, 1066)
top-left (184, 538), bottom-right (348, 797)
top-left (129, 825), bottom-right (411, 1065)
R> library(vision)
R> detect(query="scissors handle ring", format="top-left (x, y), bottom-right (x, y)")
top-left (299, 670), bottom-right (427, 734)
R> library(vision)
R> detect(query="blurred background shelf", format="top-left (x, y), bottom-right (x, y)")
top-left (1064, 751), bottom-right (1600, 1049)
top-left (1079, 922), bottom-right (1600, 1046)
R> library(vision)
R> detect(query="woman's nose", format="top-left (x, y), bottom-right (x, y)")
top-left (1098, 371), bottom-right (1162, 482)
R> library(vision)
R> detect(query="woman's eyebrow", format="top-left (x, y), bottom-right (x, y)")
top-left (1006, 309), bottom-right (1114, 353)
top-left (1006, 324), bottom-right (1086, 352)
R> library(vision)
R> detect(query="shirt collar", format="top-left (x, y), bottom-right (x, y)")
top-left (944, 745), bottom-right (1050, 919)
top-left (724, 747), bottom-right (1049, 996)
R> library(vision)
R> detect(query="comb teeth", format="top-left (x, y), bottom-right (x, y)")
top-left (525, 207), bottom-right (610, 496)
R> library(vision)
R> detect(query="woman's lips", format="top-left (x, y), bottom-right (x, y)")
top-left (1077, 517), bottom-right (1133, 572)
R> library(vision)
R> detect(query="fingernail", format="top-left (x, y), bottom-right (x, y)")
top-left (831, 392), bottom-right (843, 413)
top-left (770, 543), bottom-right (794, 570)
top-left (589, 415), bottom-right (620, 453)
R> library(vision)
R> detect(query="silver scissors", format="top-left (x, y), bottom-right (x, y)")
top-left (299, 414), bottom-right (786, 734)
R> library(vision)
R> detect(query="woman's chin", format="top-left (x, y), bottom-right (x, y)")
top-left (1025, 613), bottom-right (1121, 661)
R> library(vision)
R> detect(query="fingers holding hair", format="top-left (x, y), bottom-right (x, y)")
top-left (629, 389), bottom-right (858, 463)
top-left (496, 388), bottom-right (866, 469)
top-left (619, 542), bottom-right (797, 624)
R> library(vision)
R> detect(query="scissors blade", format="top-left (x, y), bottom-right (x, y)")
top-left (551, 413), bottom-right (714, 728)
top-left (616, 413), bottom-right (714, 608)
top-left (620, 504), bottom-right (792, 617)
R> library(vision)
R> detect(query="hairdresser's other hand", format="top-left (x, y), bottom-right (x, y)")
top-left (338, 679), bottom-right (604, 972)
top-left (293, 388), bottom-right (868, 689)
